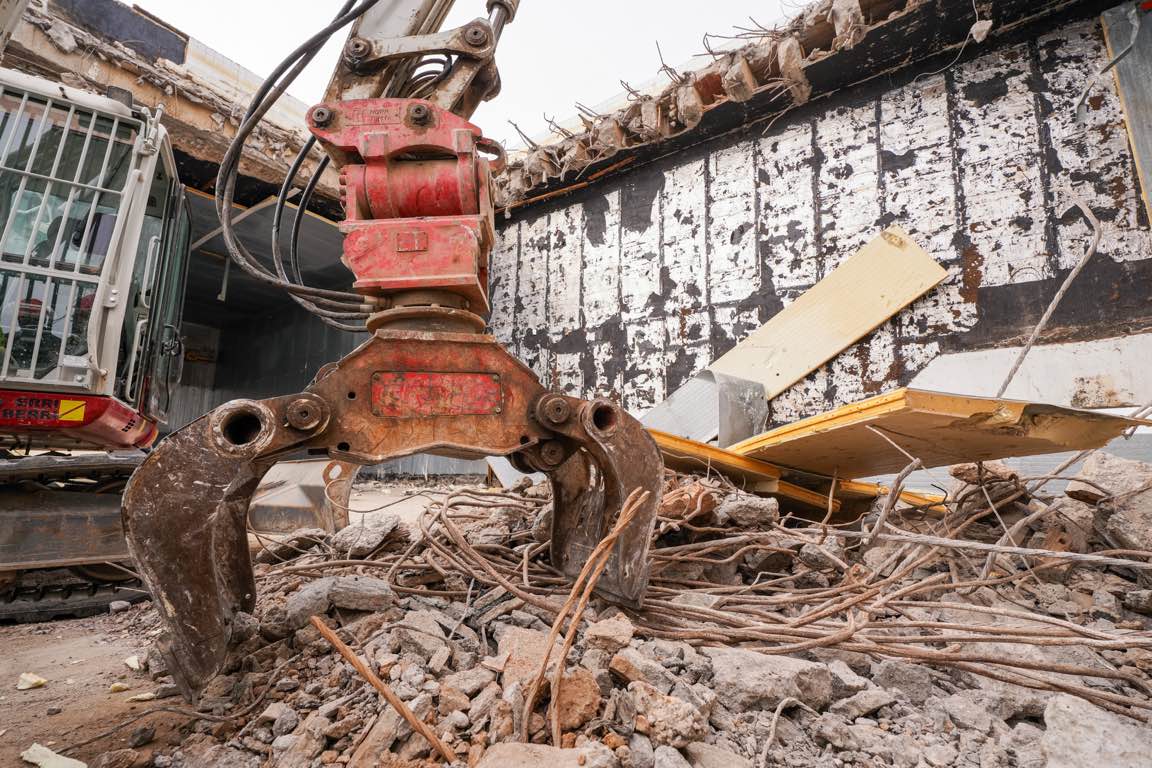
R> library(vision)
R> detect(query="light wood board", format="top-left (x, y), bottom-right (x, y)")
top-left (651, 428), bottom-right (780, 490)
top-left (649, 428), bottom-right (940, 512)
top-left (729, 388), bottom-right (1149, 477)
top-left (708, 227), bottom-right (947, 400)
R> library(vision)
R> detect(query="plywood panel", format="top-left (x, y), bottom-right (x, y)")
top-left (730, 388), bottom-right (1148, 477)
top-left (708, 227), bottom-right (947, 399)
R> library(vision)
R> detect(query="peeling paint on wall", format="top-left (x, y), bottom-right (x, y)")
top-left (488, 17), bottom-right (1152, 426)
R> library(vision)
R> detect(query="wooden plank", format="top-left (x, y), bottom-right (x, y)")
top-left (708, 226), bottom-right (947, 400)
top-left (650, 428), bottom-right (780, 490)
top-left (1103, 6), bottom-right (1152, 225)
top-left (729, 388), bottom-right (1149, 477)
top-left (649, 428), bottom-right (947, 513)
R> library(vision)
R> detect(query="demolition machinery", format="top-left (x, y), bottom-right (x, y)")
top-left (122, 0), bottom-right (665, 699)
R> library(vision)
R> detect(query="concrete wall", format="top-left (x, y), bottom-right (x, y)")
top-left (490, 15), bottom-right (1152, 428)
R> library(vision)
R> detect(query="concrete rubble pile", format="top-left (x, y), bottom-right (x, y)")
top-left (90, 453), bottom-right (1152, 768)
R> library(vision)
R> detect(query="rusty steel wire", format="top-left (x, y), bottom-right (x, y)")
top-left (260, 464), bottom-right (1152, 725)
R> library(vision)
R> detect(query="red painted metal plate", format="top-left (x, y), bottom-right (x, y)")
top-left (370, 371), bottom-right (503, 418)
top-left (0, 389), bottom-right (158, 449)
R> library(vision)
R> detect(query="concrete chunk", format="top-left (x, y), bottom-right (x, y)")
top-left (1041, 694), bottom-right (1151, 768)
top-left (684, 741), bottom-right (752, 768)
top-left (703, 647), bottom-right (833, 711)
top-left (629, 681), bottom-right (707, 748)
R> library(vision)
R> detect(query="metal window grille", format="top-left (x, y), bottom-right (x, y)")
top-left (0, 87), bottom-right (140, 389)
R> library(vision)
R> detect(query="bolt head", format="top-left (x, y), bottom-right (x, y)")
top-left (408, 103), bottom-right (432, 125)
top-left (345, 37), bottom-right (370, 58)
top-left (464, 25), bottom-right (489, 47)
top-left (539, 441), bottom-right (566, 466)
top-left (311, 106), bottom-right (333, 127)
top-left (287, 398), bottom-right (323, 431)
top-left (541, 395), bottom-right (571, 425)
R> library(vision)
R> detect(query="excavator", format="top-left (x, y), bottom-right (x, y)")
top-left (0, 59), bottom-right (193, 616)
top-left (0, 2), bottom-right (353, 621)
top-left (122, 0), bottom-right (666, 700)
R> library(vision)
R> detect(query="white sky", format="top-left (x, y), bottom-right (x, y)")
top-left (131, 0), bottom-right (793, 149)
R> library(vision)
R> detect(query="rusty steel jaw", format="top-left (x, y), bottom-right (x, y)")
top-left (122, 330), bottom-right (662, 699)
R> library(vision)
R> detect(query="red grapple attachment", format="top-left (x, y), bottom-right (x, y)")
top-left (122, 96), bottom-right (663, 700)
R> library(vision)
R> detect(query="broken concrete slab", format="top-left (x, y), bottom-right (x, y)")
top-left (653, 745), bottom-right (693, 768)
top-left (278, 577), bottom-right (395, 632)
top-left (330, 516), bottom-right (402, 558)
top-left (1066, 452), bottom-right (1152, 553)
top-left (497, 627), bottom-right (562, 690)
top-left (610, 647), bottom-right (679, 693)
top-left (1041, 694), bottom-right (1151, 768)
top-left (555, 667), bottom-right (602, 730)
top-left (20, 744), bottom-right (86, 768)
top-left (828, 688), bottom-right (896, 719)
top-left (871, 660), bottom-right (935, 705)
top-left (683, 741), bottom-right (753, 768)
top-left (703, 647), bottom-right (833, 711)
top-left (475, 743), bottom-right (609, 767)
top-left (584, 615), bottom-right (635, 654)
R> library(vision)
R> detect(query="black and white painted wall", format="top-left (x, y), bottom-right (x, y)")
top-left (489, 14), bottom-right (1151, 428)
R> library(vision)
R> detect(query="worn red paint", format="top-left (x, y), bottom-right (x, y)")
top-left (0, 389), bottom-right (157, 449)
top-left (309, 98), bottom-right (496, 314)
top-left (370, 371), bottom-right (503, 417)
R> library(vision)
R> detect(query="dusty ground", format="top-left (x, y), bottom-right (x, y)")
top-left (0, 480), bottom-right (462, 768)
top-left (0, 605), bottom-right (187, 767)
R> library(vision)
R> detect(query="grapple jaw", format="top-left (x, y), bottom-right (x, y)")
top-left (122, 331), bottom-right (662, 699)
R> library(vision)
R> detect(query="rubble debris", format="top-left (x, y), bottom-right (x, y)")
top-left (714, 492), bottom-right (779, 528)
top-left (584, 615), bottom-right (635, 653)
top-left (628, 680), bottom-right (707, 747)
top-left (99, 455), bottom-right (1152, 768)
top-left (16, 672), bottom-right (47, 690)
top-left (1041, 694), bottom-right (1149, 768)
top-left (253, 528), bottom-right (328, 564)
top-left (1065, 452), bottom-right (1152, 553)
top-left (90, 750), bottom-right (136, 768)
top-left (705, 648), bottom-right (832, 711)
top-left (329, 515), bottom-right (405, 558)
top-left (20, 744), bottom-right (86, 768)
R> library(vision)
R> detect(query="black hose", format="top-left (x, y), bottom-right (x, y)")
top-left (213, 0), bottom-right (380, 329)
top-left (290, 154), bottom-right (329, 286)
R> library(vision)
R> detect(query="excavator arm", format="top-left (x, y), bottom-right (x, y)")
top-left (122, 0), bottom-right (664, 701)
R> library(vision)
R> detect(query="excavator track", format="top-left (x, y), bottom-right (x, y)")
top-left (1, 452), bottom-right (144, 622)
top-left (0, 569), bottom-right (147, 623)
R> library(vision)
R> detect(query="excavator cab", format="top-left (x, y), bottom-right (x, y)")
top-left (0, 66), bottom-right (354, 620)
top-left (0, 67), bottom-right (192, 607)
top-left (0, 68), bottom-right (190, 440)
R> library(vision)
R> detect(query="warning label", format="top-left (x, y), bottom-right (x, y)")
top-left (0, 395), bottom-right (88, 424)
top-left (58, 399), bottom-right (87, 422)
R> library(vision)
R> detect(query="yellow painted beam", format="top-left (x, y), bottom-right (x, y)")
top-left (650, 429), bottom-right (780, 490)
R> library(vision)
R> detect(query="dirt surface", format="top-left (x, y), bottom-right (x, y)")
top-left (0, 479), bottom-right (467, 768)
top-left (0, 604), bottom-right (183, 767)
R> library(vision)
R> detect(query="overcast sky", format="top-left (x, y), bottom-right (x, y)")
top-left (131, 0), bottom-right (793, 149)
